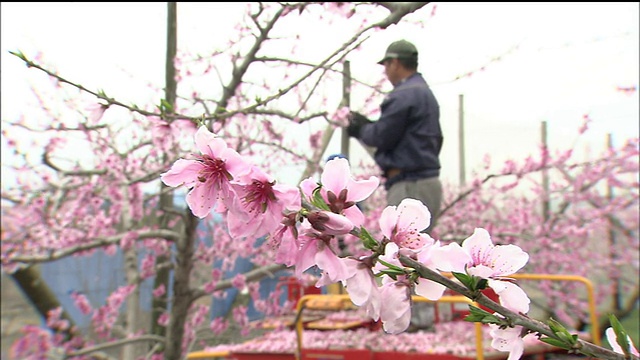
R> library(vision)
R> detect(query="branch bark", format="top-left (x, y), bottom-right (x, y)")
top-left (399, 255), bottom-right (636, 360)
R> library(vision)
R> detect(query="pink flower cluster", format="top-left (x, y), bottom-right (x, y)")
top-left (161, 125), bottom-right (535, 359)
top-left (203, 322), bottom-right (549, 355)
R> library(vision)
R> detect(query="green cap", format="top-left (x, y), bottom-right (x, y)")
top-left (377, 40), bottom-right (418, 65)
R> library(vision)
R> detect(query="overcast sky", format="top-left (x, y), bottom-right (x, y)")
top-left (1, 2), bottom-right (638, 187)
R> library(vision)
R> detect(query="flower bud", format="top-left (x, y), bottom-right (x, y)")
top-left (307, 210), bottom-right (354, 235)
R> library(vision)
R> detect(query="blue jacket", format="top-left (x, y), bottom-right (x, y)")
top-left (358, 73), bottom-right (442, 186)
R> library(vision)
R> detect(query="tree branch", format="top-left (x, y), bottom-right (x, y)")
top-left (399, 255), bottom-right (634, 360)
top-left (191, 263), bottom-right (288, 301)
top-left (8, 229), bottom-right (182, 264)
top-left (66, 335), bottom-right (165, 357)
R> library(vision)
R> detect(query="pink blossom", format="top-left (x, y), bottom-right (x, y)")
top-left (342, 257), bottom-right (381, 321)
top-left (232, 274), bottom-right (247, 291)
top-left (371, 243), bottom-right (414, 333)
top-left (330, 106), bottom-right (350, 127)
top-left (324, 2), bottom-right (355, 18)
top-left (227, 165), bottom-right (301, 239)
top-left (152, 284), bottom-right (166, 298)
top-left (379, 198), bottom-right (434, 250)
top-left (46, 307), bottom-right (70, 331)
top-left (86, 103), bottom-right (108, 123)
top-left (161, 125), bottom-right (251, 218)
top-left (434, 228), bottom-right (530, 313)
top-left (70, 291), bottom-right (93, 315)
top-left (414, 241), bottom-right (447, 301)
top-left (294, 226), bottom-right (348, 283)
top-left (488, 321), bottom-right (537, 360)
top-left (379, 278), bottom-right (412, 334)
top-left (269, 213), bottom-right (302, 267)
top-left (306, 210), bottom-right (354, 235)
top-left (10, 325), bottom-right (54, 359)
top-left (139, 252), bottom-right (156, 279)
top-left (309, 131), bottom-right (322, 148)
top-left (210, 318), bottom-right (229, 335)
top-left (233, 305), bottom-right (249, 328)
top-left (605, 327), bottom-right (639, 356)
top-left (301, 157), bottom-right (379, 227)
top-left (158, 312), bottom-right (170, 326)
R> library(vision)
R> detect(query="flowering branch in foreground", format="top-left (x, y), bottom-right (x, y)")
top-left (159, 125), bottom-right (638, 360)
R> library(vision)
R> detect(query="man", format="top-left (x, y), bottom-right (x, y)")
top-left (347, 39), bottom-right (443, 234)
top-left (346, 39), bottom-right (444, 332)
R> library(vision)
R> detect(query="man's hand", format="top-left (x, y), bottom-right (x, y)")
top-left (346, 111), bottom-right (371, 138)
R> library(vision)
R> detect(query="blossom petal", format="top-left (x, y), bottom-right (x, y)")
top-left (380, 282), bottom-right (411, 334)
top-left (489, 324), bottom-right (525, 360)
top-left (161, 159), bottom-right (202, 187)
top-left (343, 259), bottom-right (375, 306)
top-left (315, 246), bottom-right (349, 282)
top-left (321, 158), bottom-right (350, 194)
top-left (346, 176), bottom-right (380, 202)
top-left (606, 327), bottom-right (640, 356)
top-left (299, 177), bottom-right (319, 200)
top-left (468, 264), bottom-right (495, 279)
top-left (491, 280), bottom-right (530, 314)
top-left (379, 205), bottom-right (399, 239)
top-left (220, 147), bottom-right (251, 179)
top-left (295, 238), bottom-right (319, 278)
top-left (186, 183), bottom-right (218, 218)
top-left (194, 126), bottom-right (223, 157)
top-left (462, 228), bottom-right (494, 265)
top-left (396, 198), bottom-right (431, 232)
top-left (431, 243), bottom-right (470, 273)
top-left (414, 278), bottom-right (446, 301)
top-left (342, 205), bottom-right (365, 228)
top-left (486, 244), bottom-right (529, 276)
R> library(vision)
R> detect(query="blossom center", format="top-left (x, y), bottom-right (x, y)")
top-left (326, 188), bottom-right (355, 214)
top-left (196, 155), bottom-right (231, 183)
top-left (393, 228), bottom-right (424, 250)
top-left (243, 180), bottom-right (276, 213)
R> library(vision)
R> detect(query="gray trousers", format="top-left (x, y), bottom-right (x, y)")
top-left (386, 176), bottom-right (444, 330)
top-left (386, 176), bottom-right (442, 234)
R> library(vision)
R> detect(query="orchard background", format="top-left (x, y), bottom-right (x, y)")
top-left (1, 2), bottom-right (638, 360)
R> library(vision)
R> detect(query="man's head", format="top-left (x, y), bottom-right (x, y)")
top-left (378, 39), bottom-right (418, 85)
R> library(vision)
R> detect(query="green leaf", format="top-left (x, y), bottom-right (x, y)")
top-left (539, 337), bottom-right (572, 350)
top-left (10, 50), bottom-right (26, 60)
top-left (196, 115), bottom-right (206, 128)
top-left (547, 318), bottom-right (576, 346)
top-left (465, 305), bottom-right (502, 324)
top-left (310, 186), bottom-right (330, 211)
top-left (160, 99), bottom-right (173, 113)
top-left (548, 318), bottom-right (567, 333)
top-left (452, 272), bottom-right (473, 289)
top-left (475, 277), bottom-right (488, 290)
top-left (377, 258), bottom-right (405, 273)
top-left (358, 227), bottom-right (378, 250)
top-left (378, 268), bottom-right (405, 280)
top-left (608, 314), bottom-right (631, 355)
top-left (463, 313), bottom-right (486, 323)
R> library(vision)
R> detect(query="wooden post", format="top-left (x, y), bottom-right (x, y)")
top-left (328, 61), bottom-right (351, 296)
top-left (458, 94), bottom-right (466, 187)
top-left (606, 133), bottom-right (621, 311)
top-left (340, 61), bottom-right (351, 160)
top-left (541, 121), bottom-right (550, 221)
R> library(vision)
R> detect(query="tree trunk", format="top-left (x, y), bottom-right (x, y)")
top-left (151, 0), bottom-right (178, 341)
top-left (164, 212), bottom-right (198, 360)
top-left (11, 265), bottom-right (79, 341)
top-left (122, 185), bottom-right (143, 360)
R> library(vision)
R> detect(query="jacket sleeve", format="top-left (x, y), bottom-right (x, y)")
top-left (358, 94), bottom-right (412, 151)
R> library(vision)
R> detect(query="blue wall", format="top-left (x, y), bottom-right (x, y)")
top-left (33, 193), bottom-right (303, 330)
